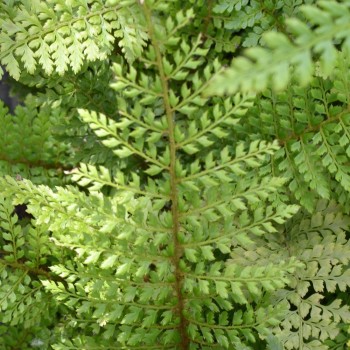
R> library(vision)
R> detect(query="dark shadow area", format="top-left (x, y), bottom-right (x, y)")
top-left (0, 68), bottom-right (19, 113)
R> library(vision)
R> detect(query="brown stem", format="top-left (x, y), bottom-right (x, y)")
top-left (0, 153), bottom-right (73, 172)
top-left (0, 253), bottom-right (68, 287)
top-left (142, 3), bottom-right (189, 348)
top-left (278, 107), bottom-right (350, 146)
top-left (202, 0), bottom-right (213, 37)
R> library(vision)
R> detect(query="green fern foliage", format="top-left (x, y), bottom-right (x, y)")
top-left (212, 0), bottom-right (286, 48)
top-left (0, 2), bottom-right (302, 348)
top-left (235, 52), bottom-right (350, 211)
top-left (0, 0), bottom-right (147, 80)
top-left (211, 0), bottom-right (317, 49)
top-left (208, 0), bottom-right (350, 95)
top-left (277, 202), bottom-right (350, 350)
top-left (230, 201), bottom-right (350, 350)
top-left (0, 0), bottom-right (350, 349)
top-left (0, 98), bottom-right (69, 185)
top-left (0, 195), bottom-right (63, 348)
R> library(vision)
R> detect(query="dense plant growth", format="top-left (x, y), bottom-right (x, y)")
top-left (0, 0), bottom-right (349, 349)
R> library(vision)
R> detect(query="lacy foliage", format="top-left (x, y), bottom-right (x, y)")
top-left (0, 0), bottom-right (349, 349)
top-left (208, 0), bottom-right (350, 94)
top-left (0, 0), bottom-right (147, 79)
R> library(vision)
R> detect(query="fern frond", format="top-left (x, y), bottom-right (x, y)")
top-left (0, 196), bottom-right (59, 331)
top-left (3, 1), bottom-right (350, 349)
top-left (16, 59), bottom-right (127, 167)
top-left (71, 163), bottom-right (167, 199)
top-left (0, 4), bottom-right (302, 346)
top-left (78, 108), bottom-right (168, 169)
top-left (276, 205), bottom-right (350, 349)
top-left (207, 0), bottom-right (350, 95)
top-left (237, 62), bottom-right (350, 211)
top-left (230, 201), bottom-right (350, 350)
top-left (0, 98), bottom-right (70, 185)
top-left (212, 0), bottom-right (280, 49)
top-left (0, 0), bottom-right (147, 80)
top-left (213, 1), bottom-right (266, 31)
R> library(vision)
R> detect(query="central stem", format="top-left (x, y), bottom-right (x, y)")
top-left (142, 4), bottom-right (189, 348)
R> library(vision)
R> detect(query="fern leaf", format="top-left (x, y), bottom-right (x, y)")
top-left (0, 0), bottom-right (147, 80)
top-left (231, 201), bottom-right (350, 350)
top-left (237, 68), bottom-right (350, 211)
top-left (0, 6), bottom-right (302, 346)
top-left (2, 1), bottom-right (350, 349)
top-left (0, 196), bottom-right (57, 329)
top-left (207, 0), bottom-right (350, 95)
top-left (0, 98), bottom-right (69, 186)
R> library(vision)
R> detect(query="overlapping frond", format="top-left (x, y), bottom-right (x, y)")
top-left (277, 202), bottom-right (350, 350)
top-left (207, 0), bottom-right (350, 95)
top-left (0, 98), bottom-right (69, 185)
top-left (236, 53), bottom-right (350, 211)
top-left (1, 1), bottom-right (350, 349)
top-left (0, 0), bottom-right (147, 80)
top-left (0, 5), bottom-right (301, 348)
top-left (230, 201), bottom-right (350, 350)
top-left (0, 195), bottom-right (59, 331)
top-left (212, 0), bottom-right (315, 48)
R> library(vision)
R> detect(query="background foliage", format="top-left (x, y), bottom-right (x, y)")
top-left (0, 0), bottom-right (349, 349)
